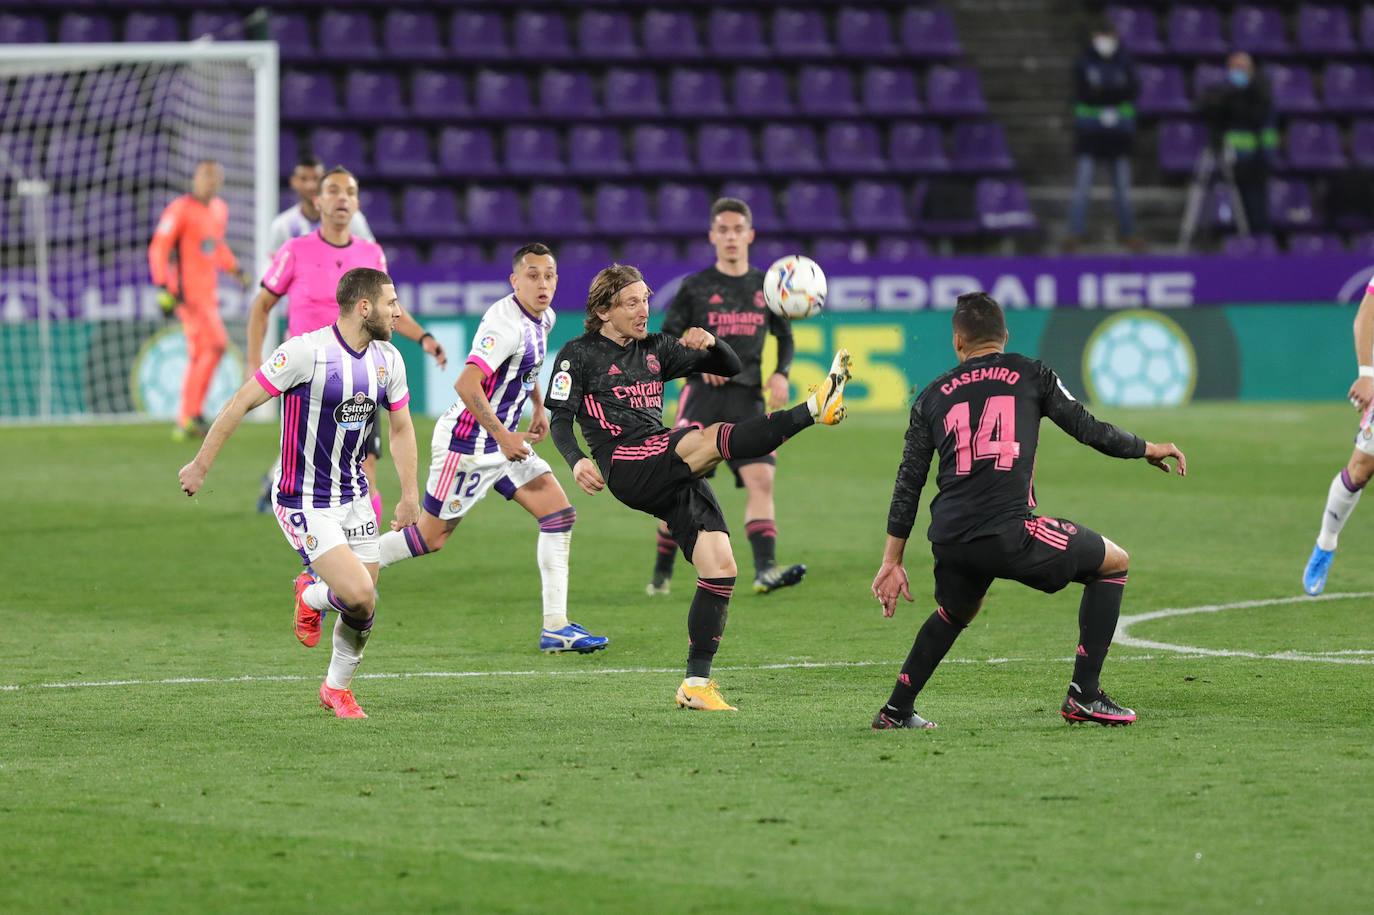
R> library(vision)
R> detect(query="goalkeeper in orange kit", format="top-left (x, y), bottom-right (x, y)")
top-left (148, 159), bottom-right (251, 440)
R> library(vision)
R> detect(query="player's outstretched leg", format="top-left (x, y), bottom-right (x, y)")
top-left (711, 348), bottom-right (852, 468)
top-left (1061, 570), bottom-right (1136, 726)
top-left (647, 524), bottom-right (676, 595)
top-left (1304, 467), bottom-right (1364, 595)
top-left (675, 565), bottom-right (738, 710)
top-left (806, 348), bottom-right (852, 425)
top-left (871, 607), bottom-right (962, 731)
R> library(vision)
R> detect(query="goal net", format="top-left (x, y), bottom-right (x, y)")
top-left (0, 42), bottom-right (277, 424)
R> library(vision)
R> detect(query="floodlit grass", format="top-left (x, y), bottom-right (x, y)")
top-left (4, 403), bottom-right (1372, 913)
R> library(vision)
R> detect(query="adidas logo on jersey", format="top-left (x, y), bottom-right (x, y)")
top-left (708, 293), bottom-right (725, 304)
top-left (608, 365), bottom-right (622, 375)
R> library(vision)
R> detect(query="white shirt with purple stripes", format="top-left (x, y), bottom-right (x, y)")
top-left (255, 324), bottom-right (410, 509)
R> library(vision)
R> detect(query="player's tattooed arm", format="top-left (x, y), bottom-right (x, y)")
top-left (456, 363), bottom-right (533, 462)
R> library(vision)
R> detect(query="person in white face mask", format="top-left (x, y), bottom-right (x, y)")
top-left (1065, 21), bottom-right (1144, 252)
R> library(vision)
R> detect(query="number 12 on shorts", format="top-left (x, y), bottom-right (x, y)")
top-left (943, 395), bottom-right (1021, 474)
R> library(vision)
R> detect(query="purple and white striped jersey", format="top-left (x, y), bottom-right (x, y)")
top-left (254, 324), bottom-right (410, 509)
top-left (440, 293), bottom-right (553, 455)
top-left (266, 203), bottom-right (374, 257)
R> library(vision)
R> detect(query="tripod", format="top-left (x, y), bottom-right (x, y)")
top-left (1176, 146), bottom-right (1250, 253)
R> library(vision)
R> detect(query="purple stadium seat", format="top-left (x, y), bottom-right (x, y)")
top-left (58, 13), bottom-right (113, 43)
top-left (451, 11), bottom-right (511, 62)
top-left (1157, 119), bottom-right (1207, 173)
top-left (383, 244), bottom-right (422, 270)
top-left (309, 128), bottom-right (368, 177)
top-left (734, 68), bottom-right (793, 117)
top-left (708, 9), bottom-right (770, 59)
top-left (925, 67), bottom-right (988, 116)
top-left (560, 241), bottom-right (614, 265)
top-left (798, 66), bottom-right (859, 116)
top-left (1285, 119), bottom-right (1347, 170)
top-left (569, 125), bottom-right (631, 177)
top-left (541, 69), bottom-right (600, 119)
top-left (1168, 6), bottom-right (1228, 56)
top-left (952, 122), bottom-right (1015, 172)
top-left (430, 242), bottom-right (488, 266)
top-left (977, 179), bottom-right (1037, 232)
top-left (1322, 63), bottom-right (1374, 113)
top-left (1107, 6), bottom-right (1165, 57)
top-left (438, 126), bottom-right (500, 177)
top-left (695, 124), bottom-right (759, 176)
top-left (901, 8), bottom-right (963, 57)
top-left (750, 238), bottom-right (804, 266)
top-left (837, 8), bottom-right (898, 59)
top-left (719, 180), bottom-right (781, 231)
top-left (464, 186), bottom-right (524, 237)
top-left (413, 71), bottom-right (468, 120)
top-left (357, 188), bottom-right (398, 237)
top-left (669, 69), bottom-right (729, 117)
top-left (474, 71), bottom-right (533, 117)
top-left (621, 238), bottom-right (681, 263)
top-left (277, 132), bottom-right (297, 178)
top-left (642, 11), bottom-right (703, 60)
top-left (503, 125), bottom-right (565, 177)
top-left (782, 180), bottom-right (846, 233)
top-left (1352, 232), bottom-right (1374, 256)
top-left (772, 8), bottom-right (833, 57)
top-left (187, 13), bottom-right (241, 41)
top-left (863, 66), bottom-right (922, 116)
top-left (1137, 64), bottom-right (1192, 116)
top-left (1268, 178), bottom-right (1316, 230)
top-left (1267, 64), bottom-right (1320, 114)
top-left (373, 127), bottom-right (435, 179)
top-left (824, 123), bottom-right (887, 173)
top-left (604, 69), bottom-right (662, 116)
top-left (385, 11), bottom-right (445, 62)
top-left (513, 11), bottom-right (572, 60)
top-left (0, 13), bottom-right (45, 43)
top-left (318, 13), bottom-right (378, 61)
top-left (402, 186), bottom-right (463, 238)
top-left (344, 71), bottom-right (404, 120)
top-left (633, 126), bottom-right (693, 175)
top-left (655, 183), bottom-right (713, 233)
top-left (889, 122), bottom-right (951, 173)
top-left (1287, 231), bottom-right (1345, 254)
top-left (814, 238), bottom-right (868, 264)
top-left (1353, 120), bottom-right (1374, 167)
top-left (578, 10), bottom-right (638, 60)
top-left (850, 180), bottom-right (913, 232)
top-left (1232, 6), bottom-right (1290, 56)
top-left (1192, 64), bottom-right (1229, 100)
top-left (1298, 5), bottom-right (1357, 53)
top-left (761, 124), bottom-right (823, 174)
top-left (268, 14), bottom-right (313, 62)
top-left (529, 184), bottom-right (591, 236)
top-left (1363, 6), bottom-right (1374, 51)
top-left (1221, 234), bottom-right (1279, 255)
top-left (594, 184), bottom-right (653, 233)
top-left (123, 12), bottom-right (179, 43)
top-left (875, 237), bottom-right (932, 261)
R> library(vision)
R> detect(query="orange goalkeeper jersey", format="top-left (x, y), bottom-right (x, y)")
top-left (147, 194), bottom-right (238, 308)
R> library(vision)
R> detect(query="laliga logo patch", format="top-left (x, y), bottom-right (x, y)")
top-left (646, 354), bottom-right (660, 374)
top-left (479, 334), bottom-right (497, 352)
top-left (270, 351), bottom-right (288, 372)
top-left (549, 371), bottom-right (572, 401)
top-left (305, 535), bottom-right (318, 550)
top-left (376, 364), bottom-right (388, 385)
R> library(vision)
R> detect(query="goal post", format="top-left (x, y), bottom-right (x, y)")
top-left (0, 41), bottom-right (278, 425)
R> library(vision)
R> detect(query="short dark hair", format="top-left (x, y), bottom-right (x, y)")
top-left (337, 267), bottom-right (392, 315)
top-left (710, 197), bottom-right (752, 227)
top-left (585, 264), bottom-right (650, 333)
top-left (296, 152), bottom-right (324, 170)
top-left (951, 292), bottom-right (1007, 345)
top-left (321, 165), bottom-right (355, 185)
top-left (512, 242), bottom-right (554, 271)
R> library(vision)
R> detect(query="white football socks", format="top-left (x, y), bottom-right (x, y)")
top-left (325, 614), bottom-right (371, 690)
top-left (538, 530), bottom-right (571, 630)
top-left (377, 529), bottom-right (412, 570)
top-left (303, 580), bottom-right (331, 611)
top-left (1317, 471), bottom-right (1362, 551)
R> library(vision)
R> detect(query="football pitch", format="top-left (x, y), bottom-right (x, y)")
top-left (4, 402), bottom-right (1372, 913)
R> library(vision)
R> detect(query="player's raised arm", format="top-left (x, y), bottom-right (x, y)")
top-left (1348, 289), bottom-right (1374, 411)
top-left (456, 363), bottom-right (533, 461)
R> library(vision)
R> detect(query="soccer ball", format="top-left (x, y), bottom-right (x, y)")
top-left (763, 255), bottom-right (827, 320)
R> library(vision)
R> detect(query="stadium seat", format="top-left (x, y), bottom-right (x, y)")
top-left (503, 125), bottom-right (565, 178)
top-left (889, 122), bottom-right (951, 173)
top-left (357, 188), bottom-right (398, 237)
top-left (1221, 234), bottom-right (1280, 255)
top-left (952, 122), bottom-right (1015, 172)
top-left (1266, 64), bottom-right (1320, 114)
top-left (383, 244), bottom-right (422, 269)
top-left (782, 180), bottom-right (847, 234)
top-left (875, 236), bottom-right (932, 261)
top-left (708, 9), bottom-right (770, 59)
top-left (450, 10), bottom-right (511, 62)
top-left (603, 69), bottom-right (662, 116)
top-left (655, 182), bottom-right (713, 233)
top-left (1363, 6), bottom-right (1374, 51)
top-left (529, 184), bottom-right (591, 236)
top-left (513, 11), bottom-right (573, 60)
top-left (187, 13), bottom-right (241, 41)
top-left (695, 124), bottom-right (759, 176)
top-left (1137, 64), bottom-right (1192, 116)
top-left (825, 122), bottom-right (887, 173)
top-left (668, 70), bottom-right (730, 117)
top-left (317, 12), bottom-right (378, 61)
top-left (621, 238), bottom-right (681, 263)
top-left (837, 8), bottom-right (899, 59)
top-left (761, 124), bottom-right (823, 174)
top-left (1322, 63), bottom-right (1374, 113)
top-left (541, 69), bottom-right (600, 119)
top-left (123, 12), bottom-right (179, 43)
top-left (976, 179), bottom-right (1037, 232)
top-left (849, 180), bottom-right (913, 232)
top-left (772, 8), bottom-right (833, 57)
top-left (373, 127), bottom-right (436, 179)
top-left (402, 186), bottom-right (464, 238)
top-left (1285, 119), bottom-right (1347, 170)
top-left (560, 240), bottom-right (614, 264)
top-left (384, 11), bottom-right (446, 62)
top-left (0, 13), bottom-right (46, 43)
top-left (1268, 177), bottom-right (1316, 229)
top-left (1352, 120), bottom-right (1374, 167)
top-left (642, 10), bottom-right (703, 60)
top-left (593, 184), bottom-right (653, 233)
top-left (1352, 231), bottom-right (1374, 256)
top-left (344, 71), bottom-right (404, 121)
top-left (474, 71), bottom-right (533, 117)
top-left (1107, 6), bottom-right (1165, 56)
top-left (267, 14), bottom-right (314, 62)
top-left (1157, 119), bottom-right (1207, 174)
top-left (750, 238), bottom-right (804, 265)
top-left (633, 126), bottom-right (693, 175)
top-left (58, 13), bottom-right (113, 44)
top-left (1232, 5), bottom-right (1290, 56)
top-left (1287, 231), bottom-right (1345, 254)
top-left (465, 186), bottom-right (525, 237)
top-left (1192, 64), bottom-right (1229, 101)
top-left (863, 66), bottom-right (923, 116)
top-left (925, 67), bottom-right (988, 116)
top-left (819, 238), bottom-right (870, 263)
top-left (1298, 5), bottom-right (1358, 54)
top-left (413, 71), bottom-right (469, 120)
top-left (1168, 6), bottom-right (1228, 56)
top-left (309, 128), bottom-right (368, 177)
top-left (438, 126), bottom-right (500, 177)
top-left (797, 66), bottom-right (859, 117)
top-left (569, 125), bottom-right (631, 177)
top-left (578, 10), bottom-right (638, 60)
top-left (734, 68), bottom-right (793, 117)
top-left (430, 242), bottom-right (488, 266)
top-left (901, 8), bottom-right (963, 57)
top-left (719, 180), bottom-right (781, 231)
top-left (277, 131), bottom-right (297, 179)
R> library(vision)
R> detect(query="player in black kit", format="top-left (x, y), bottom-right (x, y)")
top-left (548, 264), bottom-right (851, 711)
top-left (869, 292), bottom-right (1186, 729)
top-left (646, 198), bottom-right (805, 598)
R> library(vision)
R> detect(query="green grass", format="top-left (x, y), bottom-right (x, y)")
top-left (4, 403), bottom-right (1373, 913)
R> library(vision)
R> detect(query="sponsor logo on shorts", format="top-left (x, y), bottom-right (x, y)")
top-left (549, 371), bottom-right (572, 401)
top-left (334, 391), bottom-right (376, 430)
top-left (646, 354), bottom-right (660, 374)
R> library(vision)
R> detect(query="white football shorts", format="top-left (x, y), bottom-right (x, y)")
top-left (273, 499), bottom-right (380, 566)
top-left (1357, 403), bottom-right (1374, 457)
top-left (424, 444), bottom-right (552, 521)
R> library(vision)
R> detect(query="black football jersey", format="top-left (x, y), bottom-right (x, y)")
top-left (887, 351), bottom-right (1146, 544)
top-left (546, 331), bottom-right (742, 469)
top-left (659, 266), bottom-right (792, 388)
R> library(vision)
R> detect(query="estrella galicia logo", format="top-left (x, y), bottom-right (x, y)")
top-left (334, 391), bottom-right (376, 430)
top-left (646, 354), bottom-right (660, 374)
top-left (522, 361), bottom-right (542, 388)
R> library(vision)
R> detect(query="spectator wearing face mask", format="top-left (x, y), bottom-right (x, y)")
top-left (1198, 51), bottom-right (1277, 235)
top-left (1065, 20), bottom-right (1143, 252)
